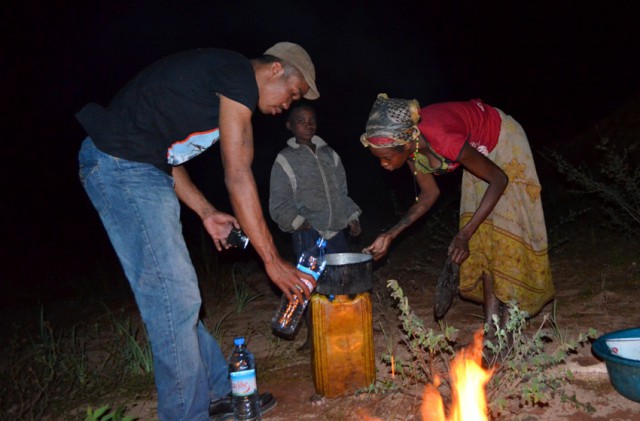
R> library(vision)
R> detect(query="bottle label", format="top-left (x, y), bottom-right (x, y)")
top-left (297, 264), bottom-right (320, 280)
top-left (297, 277), bottom-right (314, 291)
top-left (230, 369), bottom-right (257, 397)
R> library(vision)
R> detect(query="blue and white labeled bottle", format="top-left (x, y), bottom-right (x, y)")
top-left (229, 337), bottom-right (261, 420)
top-left (271, 237), bottom-right (327, 336)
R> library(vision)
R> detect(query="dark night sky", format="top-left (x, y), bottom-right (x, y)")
top-left (3, 1), bottom-right (640, 305)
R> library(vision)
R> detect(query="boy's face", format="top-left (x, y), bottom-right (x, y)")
top-left (286, 108), bottom-right (317, 143)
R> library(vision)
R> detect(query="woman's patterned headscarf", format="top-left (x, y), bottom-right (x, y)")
top-left (360, 93), bottom-right (421, 148)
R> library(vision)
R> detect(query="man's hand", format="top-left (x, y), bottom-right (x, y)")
top-left (362, 232), bottom-right (393, 261)
top-left (348, 220), bottom-right (362, 236)
top-left (264, 257), bottom-right (316, 303)
top-left (202, 211), bottom-right (239, 251)
top-left (172, 166), bottom-right (240, 251)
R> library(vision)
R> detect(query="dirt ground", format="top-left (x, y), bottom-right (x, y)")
top-left (62, 231), bottom-right (640, 420)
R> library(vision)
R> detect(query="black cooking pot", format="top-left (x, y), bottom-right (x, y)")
top-left (316, 253), bottom-right (373, 295)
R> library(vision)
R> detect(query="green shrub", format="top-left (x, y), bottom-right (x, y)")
top-left (484, 302), bottom-right (598, 416)
top-left (384, 280), bottom-right (458, 385)
top-left (378, 281), bottom-right (598, 418)
top-left (543, 138), bottom-right (640, 236)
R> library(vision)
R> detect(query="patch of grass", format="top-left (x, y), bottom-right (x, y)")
top-left (0, 307), bottom-right (154, 421)
top-left (85, 404), bottom-right (138, 421)
top-left (211, 310), bottom-right (233, 344)
top-left (231, 262), bottom-right (264, 313)
top-left (0, 307), bottom-right (95, 420)
top-left (107, 310), bottom-right (153, 375)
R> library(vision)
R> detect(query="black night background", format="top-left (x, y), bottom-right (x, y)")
top-left (4, 1), bottom-right (638, 305)
top-left (3, 2), bottom-right (640, 417)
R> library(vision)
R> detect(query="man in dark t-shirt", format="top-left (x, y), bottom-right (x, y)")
top-left (77, 42), bottom-right (319, 421)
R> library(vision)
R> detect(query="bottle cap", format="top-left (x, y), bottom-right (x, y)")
top-left (234, 337), bottom-right (245, 346)
top-left (316, 237), bottom-right (327, 248)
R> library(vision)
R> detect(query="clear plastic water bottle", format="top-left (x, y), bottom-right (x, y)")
top-left (272, 237), bottom-right (327, 336)
top-left (229, 337), bottom-right (261, 421)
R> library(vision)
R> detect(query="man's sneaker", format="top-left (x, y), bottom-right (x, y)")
top-left (209, 392), bottom-right (277, 420)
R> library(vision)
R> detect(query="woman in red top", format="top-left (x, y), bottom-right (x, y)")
top-left (360, 93), bottom-right (554, 334)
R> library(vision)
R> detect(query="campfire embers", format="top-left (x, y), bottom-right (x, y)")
top-left (421, 330), bottom-right (493, 421)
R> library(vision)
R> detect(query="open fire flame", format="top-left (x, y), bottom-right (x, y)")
top-left (421, 330), bottom-right (493, 421)
top-left (360, 330), bottom-right (492, 421)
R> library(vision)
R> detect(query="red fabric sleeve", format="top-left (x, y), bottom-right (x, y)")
top-left (417, 100), bottom-right (501, 168)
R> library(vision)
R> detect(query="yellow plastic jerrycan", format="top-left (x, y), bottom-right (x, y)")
top-left (311, 293), bottom-right (375, 397)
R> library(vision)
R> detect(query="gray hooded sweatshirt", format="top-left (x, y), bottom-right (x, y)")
top-left (269, 136), bottom-right (361, 239)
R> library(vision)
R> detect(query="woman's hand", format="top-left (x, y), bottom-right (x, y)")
top-left (363, 232), bottom-right (393, 260)
top-left (448, 232), bottom-right (470, 265)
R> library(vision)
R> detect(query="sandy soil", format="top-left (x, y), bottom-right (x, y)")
top-left (61, 232), bottom-right (640, 420)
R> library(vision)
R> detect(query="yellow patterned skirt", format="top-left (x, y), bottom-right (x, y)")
top-left (458, 110), bottom-right (554, 316)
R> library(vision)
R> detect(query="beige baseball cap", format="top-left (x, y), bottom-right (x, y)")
top-left (264, 42), bottom-right (319, 100)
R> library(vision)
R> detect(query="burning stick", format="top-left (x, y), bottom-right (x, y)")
top-left (391, 354), bottom-right (395, 379)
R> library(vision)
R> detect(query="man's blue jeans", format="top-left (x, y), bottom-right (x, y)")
top-left (78, 138), bottom-right (229, 421)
